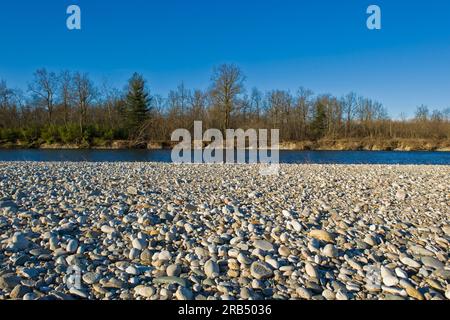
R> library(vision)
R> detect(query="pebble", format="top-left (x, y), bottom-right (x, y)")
top-left (10, 285), bottom-right (32, 299)
top-left (66, 239), bottom-right (78, 253)
top-left (253, 240), bottom-right (274, 251)
top-left (69, 287), bottom-right (88, 299)
top-left (159, 250), bottom-right (172, 261)
top-left (176, 287), bottom-right (194, 300)
top-left (9, 232), bottom-right (30, 250)
top-left (395, 268), bottom-right (408, 279)
top-left (127, 186), bottom-right (138, 195)
top-left (250, 261), bottom-right (273, 280)
top-left (100, 225), bottom-right (115, 234)
top-left (381, 266), bottom-right (399, 287)
top-left (420, 257), bottom-right (444, 270)
top-left (335, 290), bottom-right (349, 300)
top-left (305, 263), bottom-right (319, 278)
top-left (82, 272), bottom-right (100, 285)
top-left (309, 230), bottom-right (334, 243)
top-left (322, 289), bottom-right (335, 300)
top-left (134, 285), bottom-right (155, 298)
top-left (132, 238), bottom-right (147, 250)
top-left (323, 244), bottom-right (338, 257)
top-left (296, 287), bottom-right (312, 300)
top-left (399, 280), bottom-right (424, 300)
top-left (395, 190), bottom-right (407, 201)
top-left (400, 256), bottom-right (421, 269)
top-left (166, 264), bottom-right (181, 277)
top-left (153, 276), bottom-right (189, 287)
top-left (291, 220), bottom-right (302, 232)
top-left (204, 260), bottom-right (220, 279)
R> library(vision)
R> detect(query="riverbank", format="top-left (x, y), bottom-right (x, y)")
top-left (1, 138), bottom-right (450, 151)
top-left (0, 162), bottom-right (449, 300)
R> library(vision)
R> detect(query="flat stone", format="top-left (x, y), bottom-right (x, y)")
top-left (100, 225), bottom-right (115, 234)
top-left (433, 269), bottom-right (450, 280)
top-left (253, 240), bottom-right (274, 251)
top-left (82, 272), bottom-right (100, 285)
top-left (296, 287), bottom-right (312, 299)
top-left (381, 266), bottom-right (399, 287)
top-left (399, 280), bottom-right (424, 300)
top-left (69, 287), bottom-right (88, 299)
top-left (400, 256), bottom-right (421, 269)
top-left (185, 204), bottom-right (197, 212)
top-left (409, 245), bottom-right (434, 256)
top-left (103, 278), bottom-right (125, 289)
top-left (442, 225), bottom-right (450, 236)
top-left (309, 230), bottom-right (335, 243)
top-left (125, 265), bottom-right (140, 275)
top-left (336, 290), bottom-right (349, 300)
top-left (421, 256), bottom-right (444, 270)
top-left (250, 261), bottom-right (273, 280)
top-left (291, 220), bottom-right (302, 232)
top-left (134, 285), bottom-right (155, 298)
top-left (395, 268), bottom-right (408, 279)
top-left (153, 276), bottom-right (189, 287)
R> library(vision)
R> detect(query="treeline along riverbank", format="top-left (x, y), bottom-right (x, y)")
top-left (1, 65), bottom-right (449, 151)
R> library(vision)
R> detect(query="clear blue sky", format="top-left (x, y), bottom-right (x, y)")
top-left (1, 0), bottom-right (450, 117)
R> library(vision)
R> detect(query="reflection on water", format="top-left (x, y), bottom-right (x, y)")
top-left (0, 149), bottom-right (449, 165)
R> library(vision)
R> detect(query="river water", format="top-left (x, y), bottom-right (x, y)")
top-left (0, 149), bottom-right (449, 165)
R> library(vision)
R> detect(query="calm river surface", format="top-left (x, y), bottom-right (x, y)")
top-left (0, 149), bottom-right (449, 165)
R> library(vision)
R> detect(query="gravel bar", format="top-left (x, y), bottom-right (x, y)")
top-left (0, 162), bottom-right (449, 300)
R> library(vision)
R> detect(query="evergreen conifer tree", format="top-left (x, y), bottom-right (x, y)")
top-left (125, 73), bottom-right (150, 134)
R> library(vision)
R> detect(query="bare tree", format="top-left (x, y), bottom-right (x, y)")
top-left (73, 72), bottom-right (95, 136)
top-left (250, 87), bottom-right (263, 123)
top-left (342, 92), bottom-right (357, 137)
top-left (0, 80), bottom-right (15, 128)
top-left (266, 90), bottom-right (293, 139)
top-left (189, 89), bottom-right (207, 125)
top-left (210, 64), bottom-right (245, 132)
top-left (0, 80), bottom-right (14, 109)
top-left (295, 87), bottom-right (314, 139)
top-left (28, 69), bottom-right (58, 124)
top-left (414, 105), bottom-right (429, 122)
top-left (100, 79), bottom-right (122, 126)
top-left (59, 71), bottom-right (74, 126)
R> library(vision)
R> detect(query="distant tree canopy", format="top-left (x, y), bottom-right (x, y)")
top-left (0, 64), bottom-right (449, 146)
